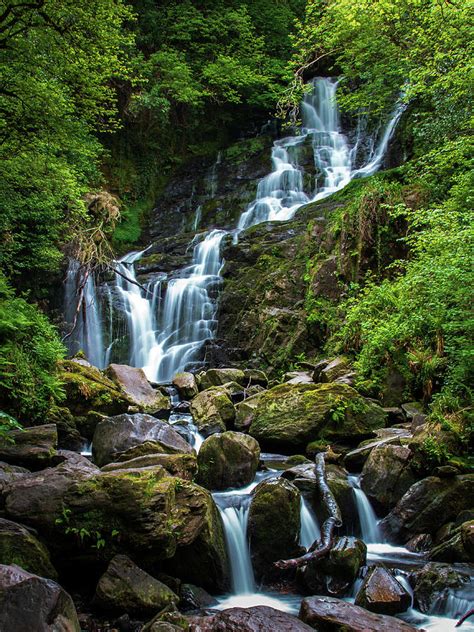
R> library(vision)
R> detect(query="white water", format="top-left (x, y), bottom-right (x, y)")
top-left (299, 497), bottom-right (321, 549)
top-left (348, 475), bottom-right (383, 544)
top-left (64, 78), bottom-right (403, 383)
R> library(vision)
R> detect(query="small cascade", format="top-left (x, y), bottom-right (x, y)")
top-left (348, 475), bottom-right (383, 544)
top-left (299, 497), bottom-right (321, 549)
top-left (64, 259), bottom-right (106, 368)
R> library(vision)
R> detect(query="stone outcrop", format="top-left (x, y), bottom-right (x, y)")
top-left (355, 566), bottom-right (411, 615)
top-left (101, 453), bottom-right (197, 480)
top-left (106, 364), bottom-right (170, 415)
top-left (189, 387), bottom-right (235, 436)
top-left (172, 373), bottom-right (199, 400)
top-left (0, 424), bottom-right (57, 469)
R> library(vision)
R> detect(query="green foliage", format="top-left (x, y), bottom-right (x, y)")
top-left (0, 273), bottom-right (65, 422)
top-left (55, 506), bottom-right (120, 550)
top-left (0, 411), bottom-right (23, 443)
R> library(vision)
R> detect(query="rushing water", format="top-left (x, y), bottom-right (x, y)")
top-left (348, 475), bottom-right (383, 544)
top-left (64, 78), bottom-right (404, 380)
top-left (299, 496), bottom-right (321, 549)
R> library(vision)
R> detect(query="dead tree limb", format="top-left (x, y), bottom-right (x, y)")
top-left (106, 263), bottom-right (152, 295)
top-left (456, 609), bottom-right (474, 627)
top-left (274, 451), bottom-right (342, 570)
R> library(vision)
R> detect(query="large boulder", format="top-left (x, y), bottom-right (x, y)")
top-left (102, 453), bottom-right (197, 480)
top-left (198, 368), bottom-right (245, 390)
top-left (299, 596), bottom-right (418, 631)
top-left (343, 428), bottom-right (411, 471)
top-left (92, 413), bottom-right (193, 467)
top-left (189, 387), bottom-right (235, 437)
top-left (301, 536), bottom-right (366, 595)
top-left (0, 461), bottom-right (30, 501)
top-left (0, 564), bottom-right (80, 632)
top-left (4, 461), bottom-right (229, 590)
top-left (0, 424), bottom-right (57, 469)
top-left (429, 520), bottom-right (474, 563)
top-left (409, 562), bottom-right (471, 613)
top-left (318, 357), bottom-right (351, 383)
top-left (248, 478), bottom-right (301, 580)
top-left (0, 518), bottom-right (57, 579)
top-left (380, 474), bottom-right (474, 542)
top-left (196, 431), bottom-right (260, 490)
top-left (94, 554), bottom-right (178, 614)
top-left (355, 566), bottom-right (411, 615)
top-left (172, 373), bottom-right (198, 400)
top-left (188, 606), bottom-right (314, 632)
top-left (247, 383), bottom-right (386, 451)
top-left (360, 444), bottom-right (417, 512)
top-left (106, 364), bottom-right (170, 415)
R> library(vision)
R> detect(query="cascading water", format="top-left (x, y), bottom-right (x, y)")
top-left (348, 475), bottom-right (383, 544)
top-left (299, 497), bottom-right (321, 549)
top-left (64, 77), bottom-right (404, 382)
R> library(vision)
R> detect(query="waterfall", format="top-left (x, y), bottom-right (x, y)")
top-left (348, 475), bottom-right (383, 544)
top-left (299, 497), bottom-right (321, 549)
top-left (64, 78), bottom-right (403, 380)
top-left (218, 499), bottom-right (255, 594)
top-left (64, 259), bottom-right (106, 368)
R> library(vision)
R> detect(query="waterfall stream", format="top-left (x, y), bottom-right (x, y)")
top-left (64, 78), bottom-right (404, 380)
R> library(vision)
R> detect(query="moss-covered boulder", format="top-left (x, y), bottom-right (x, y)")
top-left (197, 368), bottom-right (245, 391)
top-left (248, 478), bottom-right (301, 581)
top-left (0, 424), bottom-right (57, 469)
top-left (0, 518), bottom-right (57, 579)
top-left (301, 536), bottom-right (366, 595)
top-left (172, 373), bottom-right (198, 400)
top-left (189, 387), bottom-right (235, 437)
top-left (92, 413), bottom-right (193, 467)
top-left (408, 562), bottom-right (471, 613)
top-left (318, 357), bottom-right (352, 383)
top-left (5, 463), bottom-right (229, 590)
top-left (360, 444), bottom-right (417, 512)
top-left (196, 431), bottom-right (260, 490)
top-left (429, 520), bottom-right (474, 563)
top-left (102, 453), bottom-right (197, 480)
top-left (106, 364), bottom-right (170, 415)
top-left (94, 554), bottom-right (178, 614)
top-left (248, 382), bottom-right (386, 451)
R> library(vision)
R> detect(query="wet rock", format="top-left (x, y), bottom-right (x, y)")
top-left (247, 382), bottom-right (386, 451)
top-left (172, 372), bottom-right (198, 400)
top-left (235, 393), bottom-right (261, 430)
top-left (409, 562), bottom-right (471, 613)
top-left (343, 428), bottom-right (411, 472)
top-left (94, 554), bottom-right (178, 614)
top-left (401, 401), bottom-right (424, 421)
top-left (405, 533), bottom-right (433, 553)
top-left (92, 413), bottom-right (192, 467)
top-left (355, 566), bottom-right (411, 615)
top-left (101, 453), bottom-right (197, 480)
top-left (323, 464), bottom-right (358, 530)
top-left (180, 583), bottom-right (217, 610)
top-left (380, 474), bottom-right (474, 542)
top-left (299, 595), bottom-right (418, 631)
top-left (0, 517), bottom-right (57, 579)
top-left (383, 407), bottom-right (406, 424)
top-left (198, 368), bottom-right (245, 390)
top-left (319, 357), bottom-right (351, 383)
top-left (248, 478), bottom-right (301, 581)
top-left (0, 424), bottom-right (57, 469)
top-left (284, 371), bottom-right (314, 384)
top-left (196, 431), bottom-right (260, 490)
top-left (0, 564), bottom-right (80, 632)
top-left (429, 520), bottom-right (474, 562)
top-left (106, 364), bottom-right (170, 415)
top-left (360, 444), bottom-right (417, 512)
top-left (188, 606), bottom-right (314, 631)
top-left (0, 461), bottom-right (30, 501)
top-left (189, 386), bottom-right (235, 436)
top-left (281, 462), bottom-right (317, 495)
top-left (301, 536), bottom-right (366, 595)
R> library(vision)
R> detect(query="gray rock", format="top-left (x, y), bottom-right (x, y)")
top-left (189, 387), bottom-right (235, 436)
top-left (92, 413), bottom-right (192, 467)
top-left (106, 364), bottom-right (170, 414)
top-left (409, 562), bottom-right (471, 613)
top-left (0, 564), bottom-right (80, 632)
top-left (355, 566), bottom-right (411, 615)
top-left (0, 518), bottom-right (57, 579)
top-left (94, 554), bottom-right (178, 614)
top-left (0, 424), bottom-right (57, 469)
top-left (188, 606), bottom-right (314, 631)
top-left (172, 372), bottom-right (198, 400)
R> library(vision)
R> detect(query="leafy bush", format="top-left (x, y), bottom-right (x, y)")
top-left (0, 273), bottom-right (65, 423)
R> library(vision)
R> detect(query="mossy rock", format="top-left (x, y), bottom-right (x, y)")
top-left (0, 518), bottom-right (57, 579)
top-left (248, 478), bottom-right (301, 581)
top-left (189, 387), bottom-right (235, 437)
top-left (60, 360), bottom-right (131, 417)
top-left (196, 431), bottom-right (260, 490)
top-left (248, 382), bottom-right (386, 451)
top-left (102, 453), bottom-right (198, 481)
top-left (198, 368), bottom-right (245, 391)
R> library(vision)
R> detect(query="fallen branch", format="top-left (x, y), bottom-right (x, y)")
top-left (274, 451), bottom-right (342, 570)
top-left (106, 263), bottom-right (152, 295)
top-left (456, 609), bottom-right (474, 627)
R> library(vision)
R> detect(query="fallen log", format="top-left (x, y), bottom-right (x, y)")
top-left (274, 451), bottom-right (342, 570)
top-left (456, 608), bottom-right (474, 627)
